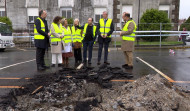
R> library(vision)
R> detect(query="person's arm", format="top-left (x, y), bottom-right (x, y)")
top-left (50, 24), bottom-right (62, 38)
top-left (120, 22), bottom-right (135, 36)
top-left (35, 19), bottom-right (49, 37)
top-left (96, 22), bottom-right (101, 36)
top-left (93, 26), bottom-right (98, 42)
top-left (107, 21), bottom-right (114, 37)
top-left (76, 25), bottom-right (84, 29)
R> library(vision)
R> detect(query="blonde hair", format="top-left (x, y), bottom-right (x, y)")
top-left (74, 18), bottom-right (80, 26)
top-left (61, 18), bottom-right (67, 25)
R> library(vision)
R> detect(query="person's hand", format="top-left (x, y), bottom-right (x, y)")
top-left (101, 34), bottom-right (104, 38)
top-left (60, 35), bottom-right (63, 38)
top-left (120, 32), bottom-right (122, 36)
top-left (48, 33), bottom-right (51, 36)
top-left (105, 34), bottom-right (107, 38)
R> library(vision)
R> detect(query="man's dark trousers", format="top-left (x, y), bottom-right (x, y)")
top-left (98, 41), bottom-right (110, 62)
top-left (36, 47), bottom-right (46, 67)
top-left (83, 41), bottom-right (94, 62)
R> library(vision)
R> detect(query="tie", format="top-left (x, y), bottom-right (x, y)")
top-left (104, 19), bottom-right (107, 25)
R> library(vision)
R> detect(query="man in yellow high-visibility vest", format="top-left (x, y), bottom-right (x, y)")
top-left (34, 10), bottom-right (51, 71)
top-left (97, 11), bottom-right (114, 65)
top-left (76, 18), bottom-right (97, 64)
top-left (120, 12), bottom-right (137, 69)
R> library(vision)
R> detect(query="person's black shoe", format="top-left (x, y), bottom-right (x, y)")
top-left (97, 61), bottom-right (101, 65)
top-left (125, 66), bottom-right (133, 69)
top-left (104, 62), bottom-right (110, 65)
top-left (43, 66), bottom-right (50, 69)
top-left (51, 64), bottom-right (55, 67)
top-left (88, 61), bottom-right (92, 64)
top-left (122, 64), bottom-right (128, 68)
top-left (75, 60), bottom-right (78, 64)
top-left (58, 64), bottom-right (63, 67)
top-left (37, 66), bottom-right (45, 71)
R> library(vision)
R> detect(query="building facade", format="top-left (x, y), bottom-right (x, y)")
top-left (0, 0), bottom-right (180, 31)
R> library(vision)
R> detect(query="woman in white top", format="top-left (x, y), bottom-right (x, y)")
top-left (61, 18), bottom-right (73, 65)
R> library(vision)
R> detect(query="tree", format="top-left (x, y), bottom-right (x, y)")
top-left (139, 9), bottom-right (172, 41)
top-left (180, 16), bottom-right (190, 31)
top-left (0, 17), bottom-right (12, 30)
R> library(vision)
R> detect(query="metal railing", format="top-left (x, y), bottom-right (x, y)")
top-left (10, 23), bottom-right (190, 48)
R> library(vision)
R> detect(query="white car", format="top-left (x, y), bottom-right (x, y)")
top-left (0, 22), bottom-right (15, 51)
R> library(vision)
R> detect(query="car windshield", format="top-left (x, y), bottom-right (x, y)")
top-left (0, 23), bottom-right (12, 34)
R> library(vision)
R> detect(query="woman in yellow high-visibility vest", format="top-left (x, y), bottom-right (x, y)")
top-left (72, 19), bottom-right (83, 64)
top-left (61, 18), bottom-right (73, 65)
top-left (50, 16), bottom-right (64, 67)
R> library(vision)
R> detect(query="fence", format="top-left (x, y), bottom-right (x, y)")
top-left (10, 23), bottom-right (190, 48)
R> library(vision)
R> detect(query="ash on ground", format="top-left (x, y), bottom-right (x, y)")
top-left (0, 65), bottom-right (190, 111)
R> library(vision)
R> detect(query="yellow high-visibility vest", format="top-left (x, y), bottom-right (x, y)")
top-left (50, 23), bottom-right (62, 43)
top-left (82, 23), bottom-right (96, 40)
top-left (34, 17), bottom-right (45, 40)
top-left (122, 20), bottom-right (137, 41)
top-left (99, 18), bottom-right (112, 38)
top-left (72, 26), bottom-right (82, 43)
top-left (62, 26), bottom-right (72, 43)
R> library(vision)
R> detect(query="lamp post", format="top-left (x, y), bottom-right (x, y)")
top-left (137, 0), bottom-right (140, 45)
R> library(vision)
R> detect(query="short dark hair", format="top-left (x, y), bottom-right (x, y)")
top-left (125, 13), bottom-right (130, 18)
top-left (53, 16), bottom-right (62, 24)
top-left (39, 10), bottom-right (44, 17)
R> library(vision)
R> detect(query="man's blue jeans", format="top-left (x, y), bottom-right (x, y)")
top-left (83, 41), bottom-right (94, 62)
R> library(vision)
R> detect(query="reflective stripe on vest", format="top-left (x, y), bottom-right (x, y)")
top-left (82, 23), bottom-right (97, 40)
top-left (50, 23), bottom-right (63, 42)
top-left (122, 20), bottom-right (137, 41)
top-left (99, 18), bottom-right (112, 38)
top-left (34, 17), bottom-right (45, 40)
top-left (72, 26), bottom-right (82, 43)
top-left (62, 26), bottom-right (72, 43)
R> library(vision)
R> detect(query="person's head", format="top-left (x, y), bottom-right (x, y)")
top-left (183, 27), bottom-right (186, 31)
top-left (53, 16), bottom-right (62, 24)
top-left (74, 18), bottom-right (80, 26)
top-left (61, 18), bottom-right (68, 26)
top-left (102, 11), bottom-right (108, 19)
top-left (39, 10), bottom-right (47, 19)
top-left (122, 12), bottom-right (130, 21)
top-left (88, 18), bottom-right (93, 25)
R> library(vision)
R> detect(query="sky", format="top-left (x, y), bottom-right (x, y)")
top-left (179, 0), bottom-right (190, 19)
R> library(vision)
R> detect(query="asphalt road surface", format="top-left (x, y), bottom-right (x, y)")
top-left (0, 47), bottom-right (190, 96)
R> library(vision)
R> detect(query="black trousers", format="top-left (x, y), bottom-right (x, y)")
top-left (74, 48), bottom-right (82, 62)
top-left (83, 41), bottom-right (94, 62)
top-left (98, 42), bottom-right (110, 62)
top-left (36, 47), bottom-right (46, 67)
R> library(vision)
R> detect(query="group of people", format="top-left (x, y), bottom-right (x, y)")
top-left (34, 10), bottom-right (137, 71)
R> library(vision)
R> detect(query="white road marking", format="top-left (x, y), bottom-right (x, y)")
top-left (17, 48), bottom-right (27, 51)
top-left (0, 59), bottom-right (36, 71)
top-left (136, 57), bottom-right (175, 82)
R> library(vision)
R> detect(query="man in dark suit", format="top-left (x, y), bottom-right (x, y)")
top-left (34, 10), bottom-right (50, 71)
top-left (97, 11), bottom-right (114, 65)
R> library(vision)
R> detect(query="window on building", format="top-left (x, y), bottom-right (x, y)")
top-left (0, 8), bottom-right (5, 17)
top-left (0, 11), bottom-right (5, 17)
top-left (27, 8), bottom-right (39, 23)
top-left (95, 14), bottom-right (103, 23)
top-left (159, 5), bottom-right (170, 18)
top-left (29, 16), bottom-right (38, 23)
top-left (61, 9), bottom-right (72, 18)
top-left (94, 8), bottom-right (106, 23)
